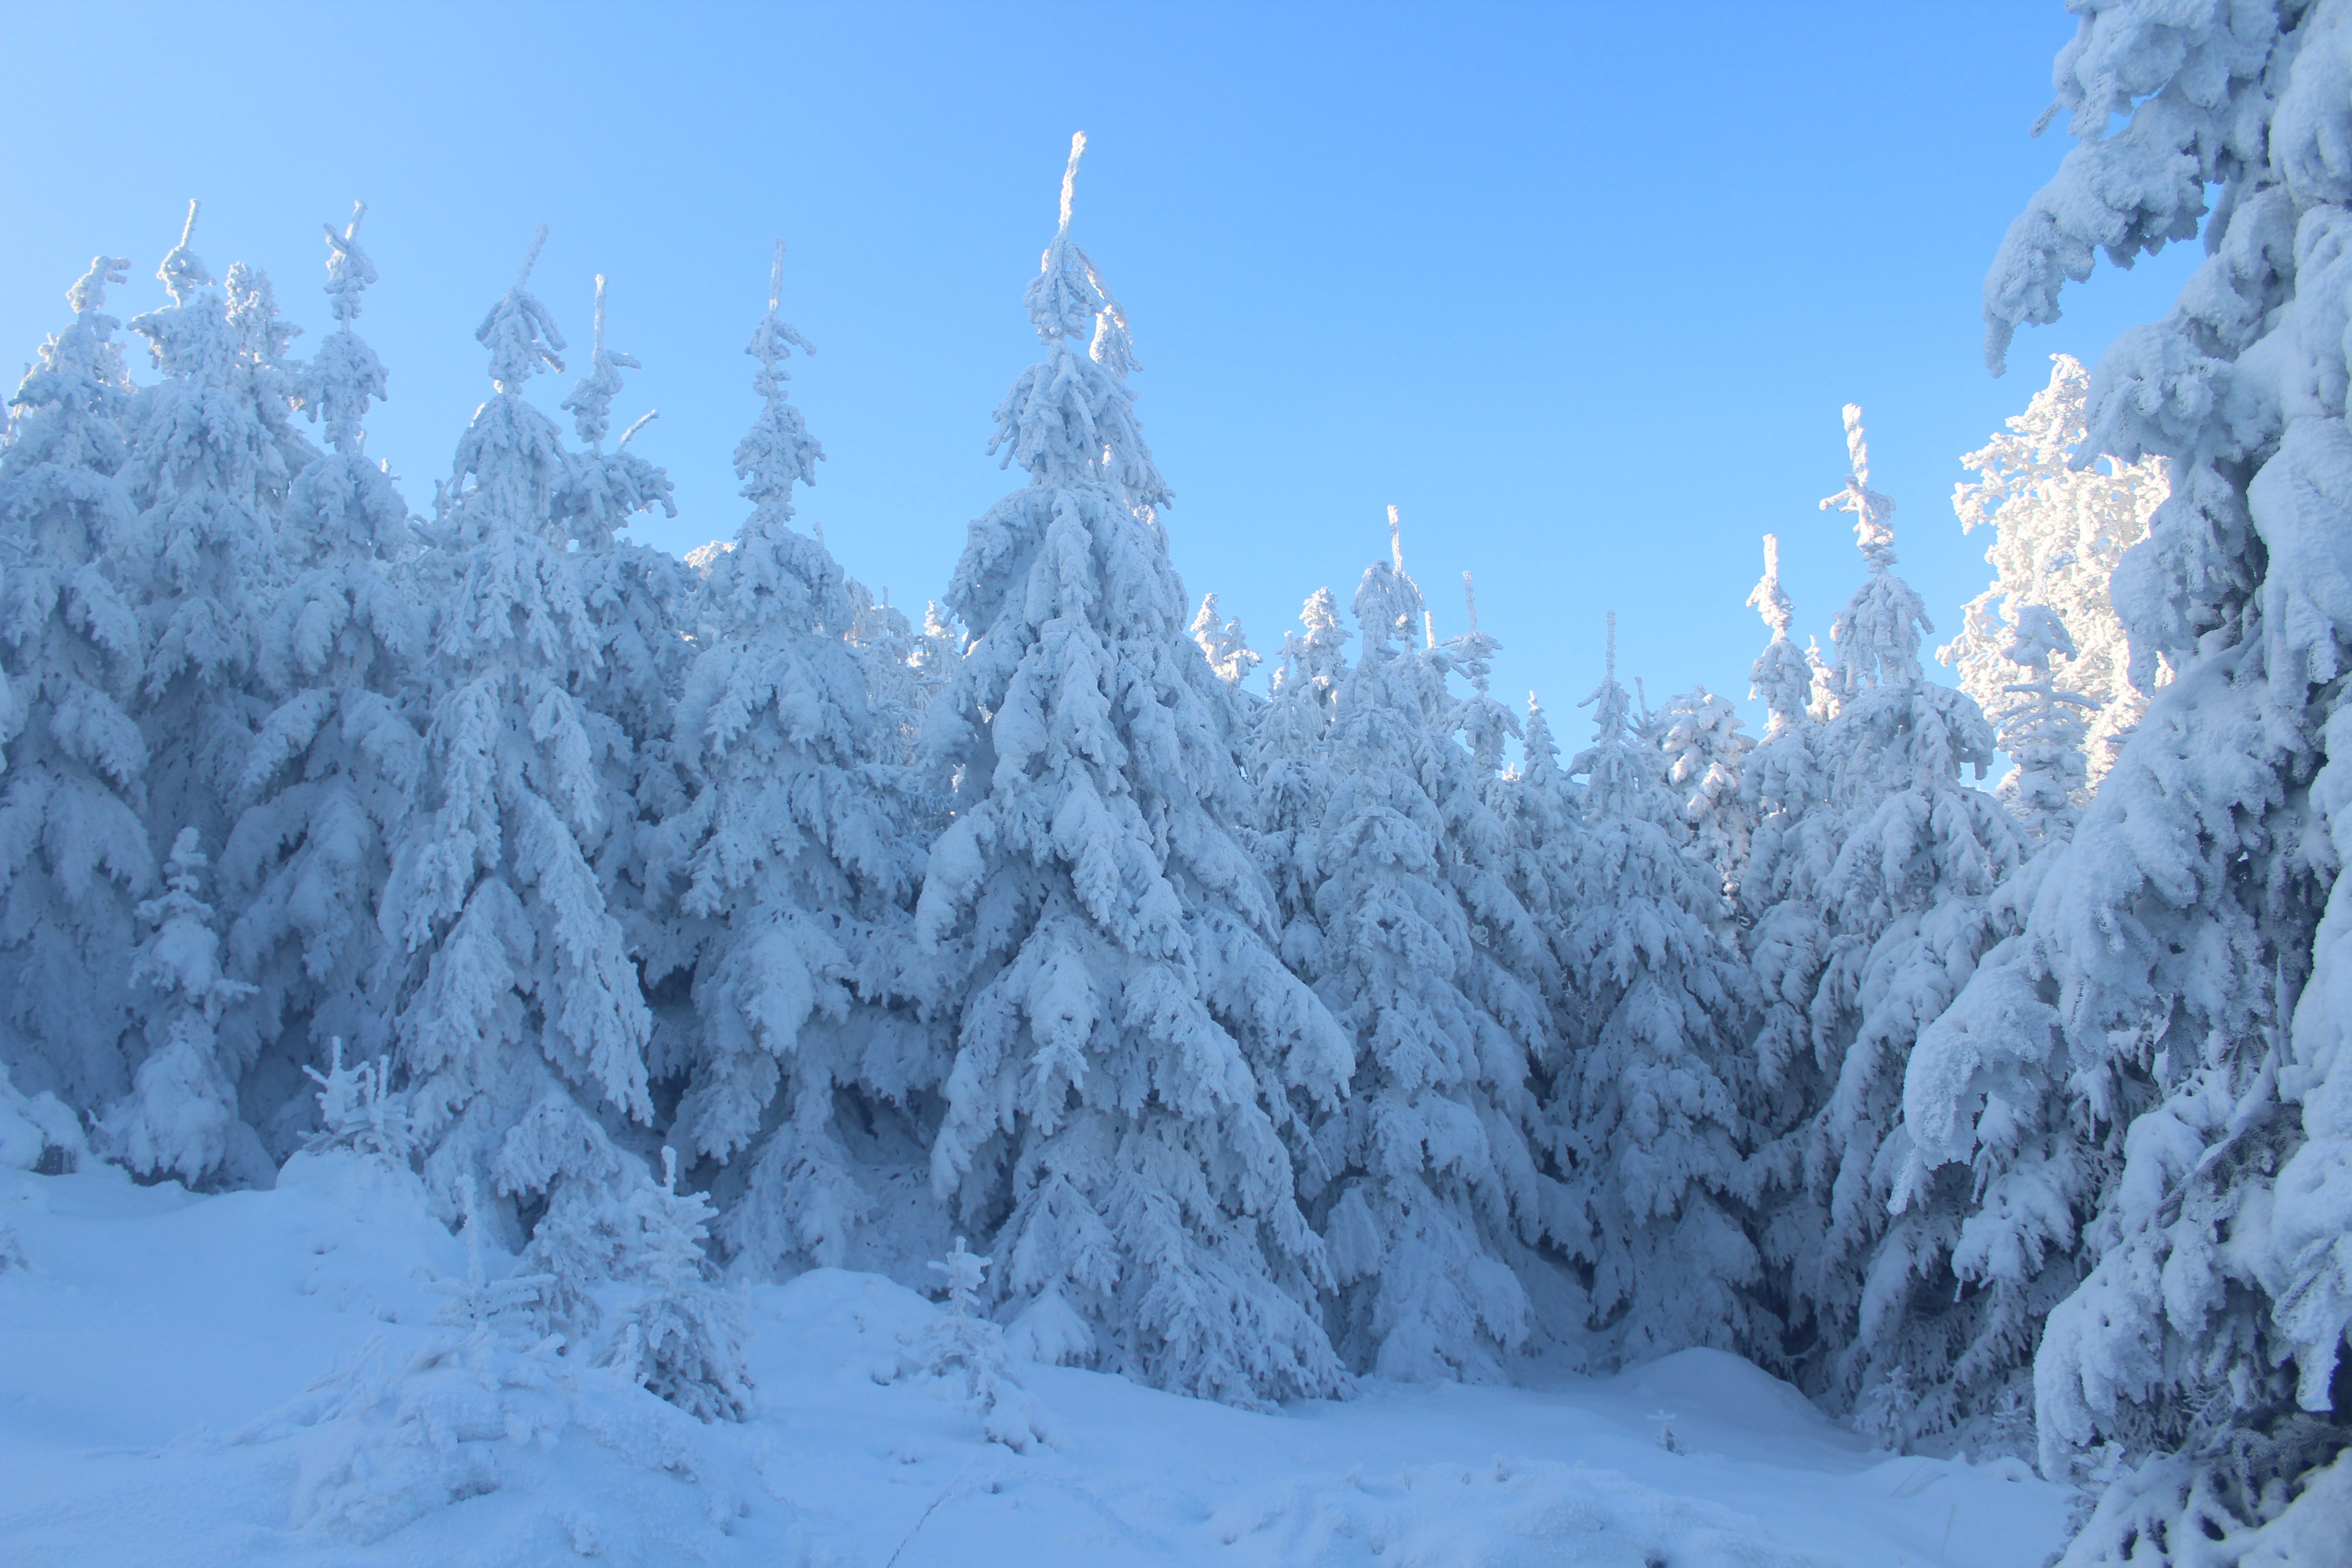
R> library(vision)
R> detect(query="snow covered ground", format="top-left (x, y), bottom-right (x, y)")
top-left (0, 1156), bottom-right (2073, 1568)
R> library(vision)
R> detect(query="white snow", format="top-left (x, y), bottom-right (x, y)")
top-left (0, 1155), bottom-right (2075, 1568)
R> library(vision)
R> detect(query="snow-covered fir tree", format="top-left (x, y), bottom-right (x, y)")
top-left (98, 826), bottom-right (259, 1182)
top-left (1301, 524), bottom-right (1559, 1382)
top-left (107, 206), bottom-right (319, 1179)
top-left (1743, 408), bottom-right (2021, 1433)
top-left (555, 273), bottom-right (691, 978)
top-left (1941, 352), bottom-right (2166, 789)
top-left (914, 134), bottom-right (1353, 1403)
top-left (0, 254), bottom-right (154, 1113)
top-left (376, 228), bottom-right (656, 1238)
top-left (647, 241), bottom-right (939, 1281)
top-left (1906, 5), bottom-right (2352, 1553)
top-left (1553, 614), bottom-right (1756, 1364)
top-left (223, 204), bottom-right (425, 1158)
top-left (1249, 587), bottom-right (1351, 986)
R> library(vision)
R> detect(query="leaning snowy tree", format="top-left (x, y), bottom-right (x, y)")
top-left (1906, 4), bottom-right (2352, 1557)
top-left (914, 134), bottom-right (1354, 1404)
top-left (1940, 352), bottom-right (2166, 791)
top-left (0, 254), bottom-right (152, 1117)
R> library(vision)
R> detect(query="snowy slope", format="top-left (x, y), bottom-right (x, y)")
top-left (0, 1159), bottom-right (2073, 1568)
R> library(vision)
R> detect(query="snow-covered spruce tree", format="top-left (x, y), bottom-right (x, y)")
top-left (1657, 685), bottom-right (1753, 903)
top-left (1735, 534), bottom-right (1826, 1210)
top-left (592, 1147), bottom-right (753, 1424)
top-left (1552, 614), bottom-right (1757, 1364)
top-left (555, 275), bottom-right (691, 966)
top-left (1901, 5), bottom-right (2352, 1553)
top-left (1940, 352), bottom-right (2166, 790)
top-left (106, 205), bottom-right (320, 1180)
top-left (1301, 523), bottom-right (1560, 1382)
top-left (122, 206), bottom-right (312, 854)
top-left (0, 254), bottom-right (154, 1112)
top-left (1249, 588), bottom-right (1351, 985)
top-left (224, 204), bottom-right (426, 1157)
top-left (914, 135), bottom-right (1352, 1403)
top-left (647, 242), bottom-right (940, 1281)
top-left (376, 228), bottom-right (654, 1230)
top-left (1743, 409), bottom-right (2022, 1431)
top-left (1990, 603), bottom-right (2097, 846)
top-left (98, 827), bottom-right (258, 1182)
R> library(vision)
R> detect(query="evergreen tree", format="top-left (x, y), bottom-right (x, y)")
top-left (377, 228), bottom-right (654, 1236)
top-left (915, 135), bottom-right (1352, 1403)
top-left (122, 204), bottom-right (309, 864)
top-left (106, 205), bottom-right (318, 1178)
top-left (553, 274), bottom-right (691, 987)
top-left (1554, 615), bottom-right (1757, 1363)
top-left (98, 827), bottom-right (258, 1182)
top-left (1303, 532), bottom-right (1558, 1381)
top-left (1940, 353), bottom-right (2166, 791)
top-left (1747, 408), bottom-right (2022, 1427)
top-left (647, 242), bottom-right (938, 1280)
top-left (0, 255), bottom-right (153, 1112)
top-left (223, 204), bottom-right (425, 1157)
top-left (1909, 6), bottom-right (2352, 1552)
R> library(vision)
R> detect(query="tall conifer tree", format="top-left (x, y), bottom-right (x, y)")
top-left (916, 136), bottom-right (1352, 1403)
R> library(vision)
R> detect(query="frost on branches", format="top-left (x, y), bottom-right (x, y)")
top-left (1301, 521), bottom-right (1559, 1382)
top-left (648, 242), bottom-right (942, 1284)
top-left (375, 228), bottom-right (654, 1239)
top-left (1553, 615), bottom-right (1756, 1366)
top-left (1941, 353), bottom-right (2166, 791)
top-left (914, 135), bottom-right (1352, 1404)
top-left (1742, 408), bottom-right (2020, 1434)
top-left (225, 204), bottom-right (424, 1159)
top-left (1918, 2), bottom-right (2352, 1554)
top-left (0, 253), bottom-right (152, 1113)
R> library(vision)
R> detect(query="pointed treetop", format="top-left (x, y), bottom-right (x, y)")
top-left (747, 240), bottom-right (816, 374)
top-left (1356, 506), bottom-right (1430, 650)
top-left (1820, 403), bottom-right (1898, 573)
top-left (321, 201), bottom-right (376, 324)
top-left (1522, 691), bottom-right (1559, 772)
top-left (1442, 571), bottom-right (1504, 693)
top-left (1026, 131), bottom-right (1103, 343)
top-left (158, 199), bottom-right (212, 305)
top-left (475, 225), bottom-right (566, 393)
top-left (563, 273), bottom-right (642, 448)
top-left (1747, 534), bottom-right (1794, 637)
top-left (68, 255), bottom-right (130, 318)
top-left (1060, 131), bottom-right (1086, 233)
top-left (1578, 611), bottom-right (1632, 733)
top-left (735, 239), bottom-right (824, 529)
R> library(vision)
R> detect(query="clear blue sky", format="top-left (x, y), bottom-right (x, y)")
top-left (0, 0), bottom-right (2195, 734)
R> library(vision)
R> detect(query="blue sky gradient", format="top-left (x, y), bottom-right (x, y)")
top-left (0, 0), bottom-right (2197, 733)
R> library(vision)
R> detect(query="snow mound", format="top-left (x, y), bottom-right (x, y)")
top-left (1209, 1457), bottom-right (1836, 1568)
